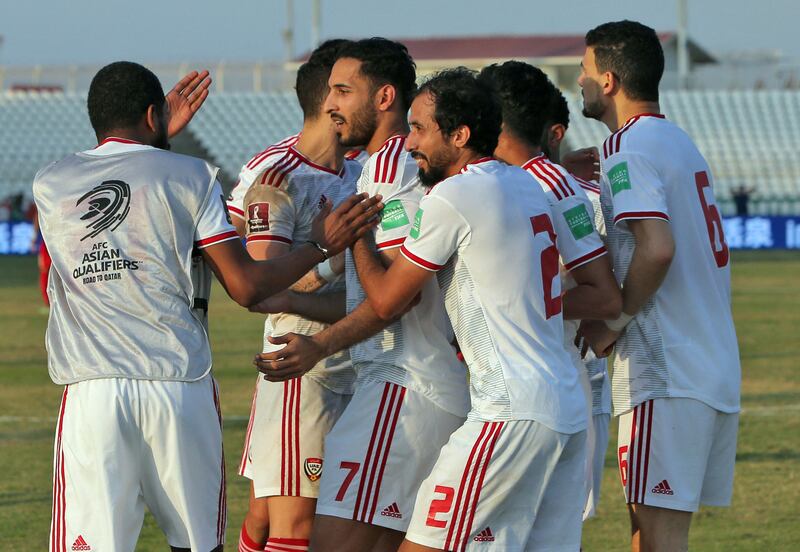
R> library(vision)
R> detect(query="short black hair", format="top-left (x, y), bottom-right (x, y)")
top-left (296, 39), bottom-right (353, 119)
top-left (478, 61), bottom-right (555, 149)
top-left (417, 67), bottom-right (501, 157)
top-left (88, 61), bottom-right (165, 136)
top-left (585, 20), bottom-right (664, 102)
top-left (545, 83), bottom-right (570, 129)
top-left (336, 37), bottom-right (417, 111)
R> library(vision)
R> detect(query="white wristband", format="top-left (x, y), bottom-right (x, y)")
top-left (605, 312), bottom-right (634, 332)
top-left (317, 259), bottom-right (338, 283)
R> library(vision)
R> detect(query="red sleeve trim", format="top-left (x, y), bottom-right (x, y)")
top-left (195, 230), bottom-right (240, 248)
top-left (246, 234), bottom-right (292, 245)
top-left (400, 244), bottom-right (443, 271)
top-left (563, 245), bottom-right (608, 271)
top-left (376, 237), bottom-right (405, 251)
top-left (226, 205), bottom-right (245, 218)
top-left (614, 211), bottom-right (670, 224)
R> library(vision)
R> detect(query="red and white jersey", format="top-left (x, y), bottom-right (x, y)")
top-left (599, 114), bottom-right (740, 415)
top-left (226, 133), bottom-right (300, 221)
top-left (400, 158), bottom-right (587, 432)
top-left (522, 154), bottom-right (606, 271)
top-left (345, 135), bottom-right (469, 417)
top-left (33, 139), bottom-right (238, 384)
top-left (243, 145), bottom-right (361, 394)
top-left (344, 148), bottom-right (370, 165)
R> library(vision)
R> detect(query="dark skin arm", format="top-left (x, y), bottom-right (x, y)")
top-left (562, 254), bottom-right (622, 321)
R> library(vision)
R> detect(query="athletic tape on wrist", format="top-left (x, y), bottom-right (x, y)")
top-left (605, 312), bottom-right (634, 332)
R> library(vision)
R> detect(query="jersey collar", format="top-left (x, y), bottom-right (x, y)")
top-left (623, 112), bottom-right (666, 127)
top-left (84, 137), bottom-right (154, 156)
top-left (459, 156), bottom-right (494, 174)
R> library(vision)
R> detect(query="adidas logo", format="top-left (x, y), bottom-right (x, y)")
top-left (71, 535), bottom-right (92, 551)
top-left (651, 480), bottom-right (674, 495)
top-left (380, 502), bottom-right (402, 518)
top-left (473, 527), bottom-right (495, 542)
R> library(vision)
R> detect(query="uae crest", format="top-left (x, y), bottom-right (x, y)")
top-left (304, 457), bottom-right (323, 481)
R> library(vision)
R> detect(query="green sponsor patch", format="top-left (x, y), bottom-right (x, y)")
top-left (608, 161), bottom-right (632, 195)
top-left (563, 204), bottom-right (593, 240)
top-left (380, 200), bottom-right (410, 231)
top-left (409, 208), bottom-right (423, 239)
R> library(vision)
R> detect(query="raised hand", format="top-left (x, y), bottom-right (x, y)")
top-left (253, 333), bottom-right (326, 382)
top-left (310, 193), bottom-right (383, 256)
top-left (562, 147), bottom-right (600, 182)
top-left (166, 70), bottom-right (212, 138)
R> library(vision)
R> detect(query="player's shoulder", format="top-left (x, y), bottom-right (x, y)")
top-left (602, 114), bottom-right (686, 162)
top-left (365, 134), bottom-right (408, 185)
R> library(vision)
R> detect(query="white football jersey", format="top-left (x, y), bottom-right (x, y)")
top-left (522, 154), bottom-right (607, 271)
top-left (345, 135), bottom-right (470, 417)
top-left (243, 145), bottom-right (360, 394)
top-left (599, 114), bottom-right (740, 415)
top-left (34, 138), bottom-right (238, 384)
top-left (226, 134), bottom-right (300, 221)
top-left (400, 158), bottom-right (587, 433)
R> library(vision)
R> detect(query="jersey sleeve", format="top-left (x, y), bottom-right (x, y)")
top-left (195, 180), bottom-right (239, 249)
top-left (552, 192), bottom-right (607, 271)
top-left (400, 194), bottom-right (469, 271)
top-left (603, 152), bottom-right (669, 225)
top-left (242, 183), bottom-right (296, 245)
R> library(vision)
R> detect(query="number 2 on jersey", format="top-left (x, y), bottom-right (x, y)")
top-left (695, 171), bottom-right (729, 268)
top-left (531, 214), bottom-right (562, 318)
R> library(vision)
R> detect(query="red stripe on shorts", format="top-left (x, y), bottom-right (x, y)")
top-left (367, 386), bottom-right (406, 522)
top-left (459, 422), bottom-right (504, 550)
top-left (353, 383), bottom-right (391, 520)
top-left (359, 383), bottom-right (400, 521)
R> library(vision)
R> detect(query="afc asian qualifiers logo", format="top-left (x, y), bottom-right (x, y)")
top-left (304, 457), bottom-right (323, 481)
top-left (77, 180), bottom-right (131, 241)
top-left (248, 202), bottom-right (270, 233)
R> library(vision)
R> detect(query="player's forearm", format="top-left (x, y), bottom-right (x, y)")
top-left (311, 300), bottom-right (394, 357)
top-left (241, 244), bottom-right (326, 306)
top-left (287, 290), bottom-right (346, 324)
top-left (562, 256), bottom-right (622, 320)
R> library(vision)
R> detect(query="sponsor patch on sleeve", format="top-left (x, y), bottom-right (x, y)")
top-left (608, 161), bottom-right (632, 195)
top-left (563, 204), bottom-right (593, 240)
top-left (380, 199), bottom-right (410, 231)
top-left (409, 208), bottom-right (423, 239)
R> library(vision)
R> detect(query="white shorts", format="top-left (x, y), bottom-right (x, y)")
top-left (49, 376), bottom-right (225, 552)
top-left (239, 375), bottom-right (350, 498)
top-left (315, 378), bottom-right (464, 531)
top-left (617, 398), bottom-right (738, 512)
top-left (405, 420), bottom-right (586, 552)
top-left (583, 413), bottom-right (610, 520)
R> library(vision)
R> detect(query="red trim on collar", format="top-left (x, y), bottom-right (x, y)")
top-left (289, 146), bottom-right (340, 176)
top-left (624, 113), bottom-right (665, 126)
top-left (96, 137), bottom-right (143, 148)
top-left (459, 157), bottom-right (494, 173)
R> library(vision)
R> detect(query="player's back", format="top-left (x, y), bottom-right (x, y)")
top-left (33, 140), bottom-right (235, 384)
top-left (403, 159), bottom-right (586, 433)
top-left (600, 115), bottom-right (740, 414)
top-left (243, 145), bottom-right (360, 393)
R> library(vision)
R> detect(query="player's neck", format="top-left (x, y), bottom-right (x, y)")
top-left (446, 150), bottom-right (485, 179)
top-left (498, 140), bottom-right (541, 167)
top-left (610, 100), bottom-right (661, 132)
top-left (365, 113), bottom-right (409, 155)
top-left (97, 129), bottom-right (149, 146)
top-left (295, 118), bottom-right (343, 172)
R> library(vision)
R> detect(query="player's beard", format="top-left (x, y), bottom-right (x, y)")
top-left (412, 147), bottom-right (456, 188)
top-left (336, 101), bottom-right (378, 148)
top-left (581, 84), bottom-right (605, 121)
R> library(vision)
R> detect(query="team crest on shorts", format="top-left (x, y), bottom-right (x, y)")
top-left (304, 457), bottom-right (323, 481)
top-left (247, 202), bottom-right (270, 233)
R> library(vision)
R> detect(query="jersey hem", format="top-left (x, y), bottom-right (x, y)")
top-left (612, 392), bottom-right (741, 418)
top-left (246, 234), bottom-right (292, 245)
top-left (614, 211), bottom-right (670, 224)
top-left (400, 245), bottom-right (442, 271)
top-left (196, 230), bottom-right (239, 249)
top-left (226, 204), bottom-right (245, 219)
top-left (354, 370), bottom-right (470, 418)
top-left (376, 237), bottom-right (405, 251)
top-left (466, 410), bottom-right (588, 434)
top-left (48, 368), bottom-right (213, 386)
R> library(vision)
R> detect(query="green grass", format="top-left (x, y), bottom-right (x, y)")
top-left (0, 251), bottom-right (798, 551)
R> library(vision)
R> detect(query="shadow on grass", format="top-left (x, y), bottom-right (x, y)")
top-left (0, 491), bottom-right (50, 507)
top-left (736, 449), bottom-right (800, 462)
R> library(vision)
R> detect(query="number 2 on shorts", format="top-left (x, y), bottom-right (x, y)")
top-left (426, 485), bottom-right (455, 528)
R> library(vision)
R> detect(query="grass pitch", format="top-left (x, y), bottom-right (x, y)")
top-left (0, 251), bottom-right (798, 551)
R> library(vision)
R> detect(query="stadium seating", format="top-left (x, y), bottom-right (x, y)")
top-left (2, 89), bottom-right (799, 215)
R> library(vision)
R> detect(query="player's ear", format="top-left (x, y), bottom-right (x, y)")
top-left (145, 104), bottom-right (159, 133)
top-left (602, 70), bottom-right (619, 97)
top-left (549, 124), bottom-right (566, 148)
top-left (451, 124), bottom-right (471, 149)
top-left (375, 84), bottom-right (396, 113)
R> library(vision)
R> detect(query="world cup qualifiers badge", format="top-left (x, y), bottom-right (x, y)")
top-left (247, 202), bottom-right (270, 233)
top-left (304, 457), bottom-right (323, 481)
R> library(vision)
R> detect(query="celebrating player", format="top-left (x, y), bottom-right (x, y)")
top-left (34, 61), bottom-right (380, 552)
top-left (577, 20), bottom-right (741, 551)
top-left (478, 61), bottom-right (621, 527)
top-left (235, 40), bottom-right (366, 552)
top-left (347, 68), bottom-right (588, 551)
top-left (253, 38), bottom-right (470, 552)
